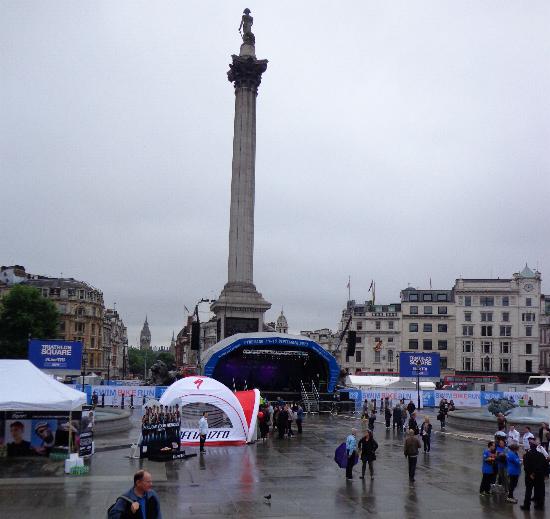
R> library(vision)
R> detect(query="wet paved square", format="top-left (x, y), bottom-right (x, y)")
top-left (0, 414), bottom-right (547, 518)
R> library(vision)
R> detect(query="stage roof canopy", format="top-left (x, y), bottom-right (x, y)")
top-left (202, 332), bottom-right (340, 392)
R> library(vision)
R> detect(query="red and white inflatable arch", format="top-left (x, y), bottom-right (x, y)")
top-left (159, 376), bottom-right (260, 446)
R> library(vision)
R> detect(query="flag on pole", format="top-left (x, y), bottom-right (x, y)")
top-left (368, 280), bottom-right (374, 292)
top-left (184, 305), bottom-right (190, 314)
top-left (372, 281), bottom-right (376, 305)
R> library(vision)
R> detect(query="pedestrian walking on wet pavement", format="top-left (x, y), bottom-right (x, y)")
top-left (199, 411), bottom-right (208, 453)
top-left (404, 429), bottom-right (421, 483)
top-left (346, 429), bottom-right (358, 480)
top-left (479, 441), bottom-right (497, 496)
top-left (420, 416), bottom-right (432, 452)
top-left (520, 440), bottom-right (547, 510)
top-left (495, 437), bottom-right (509, 494)
top-left (392, 402), bottom-right (402, 431)
top-left (408, 412), bottom-right (419, 436)
top-left (108, 470), bottom-right (162, 519)
top-left (506, 443), bottom-right (521, 503)
top-left (358, 430), bottom-right (378, 480)
top-left (368, 410), bottom-right (376, 433)
top-left (384, 405), bottom-right (392, 430)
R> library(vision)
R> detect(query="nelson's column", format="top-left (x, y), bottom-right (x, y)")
top-left (211, 9), bottom-right (271, 340)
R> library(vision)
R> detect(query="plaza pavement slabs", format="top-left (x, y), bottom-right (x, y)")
top-left (0, 414), bottom-right (547, 518)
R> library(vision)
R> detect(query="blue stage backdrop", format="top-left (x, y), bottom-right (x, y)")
top-left (399, 352), bottom-right (440, 378)
top-left (28, 339), bottom-right (83, 371)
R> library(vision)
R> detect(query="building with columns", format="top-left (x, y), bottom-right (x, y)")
top-left (103, 308), bottom-right (128, 379)
top-left (538, 295), bottom-right (550, 374)
top-left (453, 265), bottom-right (542, 380)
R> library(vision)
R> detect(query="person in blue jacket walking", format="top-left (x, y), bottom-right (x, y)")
top-left (479, 441), bottom-right (497, 496)
top-left (506, 443), bottom-right (521, 503)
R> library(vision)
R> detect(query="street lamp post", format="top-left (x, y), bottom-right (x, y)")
top-left (107, 352), bottom-right (111, 385)
top-left (415, 360), bottom-right (422, 410)
top-left (122, 341), bottom-right (128, 380)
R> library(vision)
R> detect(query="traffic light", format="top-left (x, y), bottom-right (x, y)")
top-left (346, 330), bottom-right (357, 357)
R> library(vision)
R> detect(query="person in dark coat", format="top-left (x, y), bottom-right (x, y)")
top-left (109, 470), bottom-right (162, 519)
top-left (407, 400), bottom-right (416, 415)
top-left (392, 403), bottom-right (402, 431)
top-left (408, 412), bottom-right (419, 436)
top-left (404, 429), bottom-right (422, 482)
top-left (384, 406), bottom-right (392, 430)
top-left (520, 441), bottom-right (547, 510)
top-left (277, 406), bottom-right (288, 440)
top-left (358, 430), bottom-right (378, 479)
top-left (420, 416), bottom-right (432, 452)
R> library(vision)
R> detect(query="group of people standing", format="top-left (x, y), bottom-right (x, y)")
top-left (257, 400), bottom-right (304, 440)
top-left (479, 419), bottom-right (550, 510)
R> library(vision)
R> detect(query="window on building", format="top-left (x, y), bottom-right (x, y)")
top-left (423, 340), bottom-right (433, 350)
top-left (481, 325), bottom-right (493, 337)
top-left (437, 306), bottom-right (448, 315)
top-left (91, 323), bottom-right (95, 334)
top-left (526, 326), bottom-right (533, 337)
top-left (410, 306), bottom-right (418, 315)
top-left (480, 296), bottom-right (494, 307)
top-left (374, 350), bottom-right (381, 363)
top-left (500, 325), bottom-right (512, 337)
top-left (356, 350), bottom-right (362, 362)
top-left (423, 323), bottom-right (432, 332)
top-left (481, 341), bottom-right (492, 354)
top-left (388, 321), bottom-right (394, 330)
top-left (438, 340), bottom-right (447, 350)
top-left (356, 321), bottom-right (363, 330)
top-left (59, 321), bottom-right (65, 332)
top-left (423, 293), bottom-right (433, 301)
top-left (500, 358), bottom-right (510, 372)
top-left (76, 307), bottom-right (85, 317)
top-left (522, 313), bottom-right (536, 322)
top-left (388, 337), bottom-right (394, 343)
top-left (465, 296), bottom-right (472, 307)
top-left (500, 341), bottom-right (511, 354)
top-left (463, 357), bottom-right (473, 370)
top-left (74, 322), bottom-right (85, 333)
top-left (502, 312), bottom-right (509, 322)
top-left (91, 337), bottom-right (95, 348)
top-left (526, 298), bottom-right (532, 307)
top-left (409, 340), bottom-right (419, 350)
top-left (502, 296), bottom-right (509, 306)
top-left (464, 312), bottom-right (472, 322)
top-left (481, 312), bottom-right (493, 322)
top-left (356, 337), bottom-right (362, 343)
top-left (79, 290), bottom-right (85, 299)
top-left (409, 293), bottom-right (419, 302)
top-left (462, 340), bottom-right (473, 353)
top-left (526, 360), bottom-right (533, 373)
top-left (388, 350), bottom-right (394, 363)
top-left (424, 306), bottom-right (433, 314)
top-left (440, 357), bottom-right (448, 369)
top-left (437, 293), bottom-right (448, 301)
top-left (462, 325), bottom-right (474, 336)
top-left (526, 343), bottom-right (532, 354)
top-left (409, 323), bottom-right (418, 332)
top-left (68, 288), bottom-right (76, 297)
top-left (482, 356), bottom-right (492, 372)
top-left (438, 324), bottom-right (448, 333)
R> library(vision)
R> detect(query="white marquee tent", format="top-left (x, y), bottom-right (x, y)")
top-left (528, 378), bottom-right (550, 407)
top-left (0, 359), bottom-right (86, 411)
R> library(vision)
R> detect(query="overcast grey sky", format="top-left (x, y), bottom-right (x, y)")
top-left (2, 1), bottom-right (549, 347)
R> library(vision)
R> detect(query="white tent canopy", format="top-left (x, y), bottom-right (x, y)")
top-left (528, 378), bottom-right (550, 407)
top-left (528, 378), bottom-right (550, 393)
top-left (0, 360), bottom-right (86, 411)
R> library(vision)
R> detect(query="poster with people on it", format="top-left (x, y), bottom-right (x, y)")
top-left (2, 411), bottom-right (82, 457)
top-left (79, 406), bottom-right (94, 457)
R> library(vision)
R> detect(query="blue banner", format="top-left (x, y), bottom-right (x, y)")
top-left (28, 339), bottom-right (83, 370)
top-left (399, 352), bottom-right (440, 378)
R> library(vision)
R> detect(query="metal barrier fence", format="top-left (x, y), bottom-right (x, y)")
top-left (317, 400), bottom-right (357, 415)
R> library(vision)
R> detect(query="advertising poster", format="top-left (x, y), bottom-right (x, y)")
top-left (79, 406), bottom-right (94, 457)
top-left (3, 411), bottom-right (81, 457)
top-left (28, 339), bottom-right (83, 371)
top-left (399, 352), bottom-right (441, 378)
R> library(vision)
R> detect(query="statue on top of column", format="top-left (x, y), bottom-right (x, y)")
top-left (238, 8), bottom-right (255, 45)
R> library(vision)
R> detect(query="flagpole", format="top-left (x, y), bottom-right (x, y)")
top-left (347, 275), bottom-right (351, 301)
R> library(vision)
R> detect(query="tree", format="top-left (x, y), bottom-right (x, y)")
top-left (0, 285), bottom-right (59, 358)
top-left (156, 351), bottom-right (176, 370)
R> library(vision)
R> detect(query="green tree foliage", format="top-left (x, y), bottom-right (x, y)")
top-left (127, 348), bottom-right (176, 378)
top-left (0, 285), bottom-right (59, 358)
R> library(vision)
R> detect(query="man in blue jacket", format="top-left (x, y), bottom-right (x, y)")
top-left (506, 443), bottom-right (521, 503)
top-left (345, 429), bottom-right (358, 480)
top-left (479, 441), bottom-right (497, 496)
top-left (109, 470), bottom-right (162, 519)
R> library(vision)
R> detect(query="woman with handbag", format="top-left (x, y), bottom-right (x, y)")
top-left (420, 416), bottom-right (433, 453)
top-left (358, 430), bottom-right (378, 480)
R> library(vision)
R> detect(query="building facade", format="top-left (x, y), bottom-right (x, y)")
top-left (334, 300), bottom-right (402, 374)
top-left (103, 308), bottom-right (128, 379)
top-left (453, 265), bottom-right (542, 381)
top-left (400, 288), bottom-right (456, 375)
top-left (538, 295), bottom-right (550, 374)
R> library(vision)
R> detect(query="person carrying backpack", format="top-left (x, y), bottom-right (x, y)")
top-left (108, 470), bottom-right (162, 518)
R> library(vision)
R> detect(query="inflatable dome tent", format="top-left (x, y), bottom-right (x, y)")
top-left (159, 376), bottom-right (260, 446)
